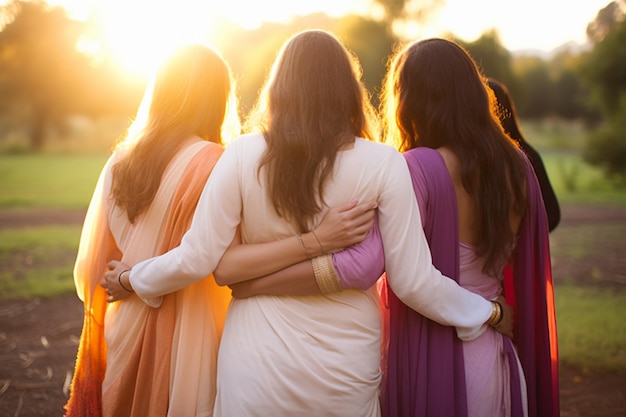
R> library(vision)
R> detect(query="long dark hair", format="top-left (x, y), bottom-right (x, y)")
top-left (382, 38), bottom-right (527, 274)
top-left (111, 45), bottom-right (238, 223)
top-left (249, 30), bottom-right (377, 232)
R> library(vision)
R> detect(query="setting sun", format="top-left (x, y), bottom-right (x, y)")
top-left (50, 0), bottom-right (367, 78)
top-left (85, 0), bottom-right (220, 77)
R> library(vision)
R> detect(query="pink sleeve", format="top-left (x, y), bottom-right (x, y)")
top-left (332, 213), bottom-right (384, 290)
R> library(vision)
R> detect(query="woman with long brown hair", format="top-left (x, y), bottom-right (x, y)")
top-left (104, 31), bottom-right (512, 416)
top-left (64, 44), bottom-right (239, 417)
top-left (379, 38), bottom-right (559, 417)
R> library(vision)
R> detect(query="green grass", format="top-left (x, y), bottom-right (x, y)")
top-left (0, 226), bottom-right (80, 299)
top-left (555, 284), bottom-right (626, 373)
top-left (0, 153), bottom-right (109, 209)
top-left (519, 119), bottom-right (626, 205)
top-left (521, 119), bottom-right (588, 152)
top-left (542, 152), bottom-right (626, 205)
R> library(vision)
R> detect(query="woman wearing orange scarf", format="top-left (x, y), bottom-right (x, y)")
top-left (64, 44), bottom-right (239, 417)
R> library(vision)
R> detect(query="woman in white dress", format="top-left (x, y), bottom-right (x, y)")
top-left (103, 30), bottom-right (510, 417)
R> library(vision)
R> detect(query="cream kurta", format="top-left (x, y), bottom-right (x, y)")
top-left (130, 134), bottom-right (494, 416)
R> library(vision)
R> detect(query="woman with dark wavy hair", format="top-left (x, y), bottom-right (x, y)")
top-left (104, 31), bottom-right (512, 416)
top-left (488, 78), bottom-right (561, 231)
top-left (379, 38), bottom-right (559, 417)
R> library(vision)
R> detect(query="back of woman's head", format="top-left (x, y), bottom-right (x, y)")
top-left (148, 44), bottom-right (234, 143)
top-left (253, 30), bottom-right (374, 142)
top-left (383, 38), bottom-right (494, 153)
top-left (487, 78), bottom-right (523, 141)
top-left (383, 38), bottom-right (528, 275)
top-left (254, 30), bottom-right (377, 231)
top-left (112, 45), bottom-right (238, 223)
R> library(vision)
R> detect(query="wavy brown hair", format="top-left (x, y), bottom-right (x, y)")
top-left (248, 30), bottom-right (378, 232)
top-left (111, 45), bottom-right (238, 223)
top-left (381, 38), bottom-right (527, 275)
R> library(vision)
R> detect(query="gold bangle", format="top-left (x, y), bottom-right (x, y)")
top-left (310, 230), bottom-right (325, 254)
top-left (487, 301), bottom-right (497, 325)
top-left (312, 255), bottom-right (342, 295)
top-left (487, 301), bottom-right (502, 326)
top-left (493, 301), bottom-right (503, 326)
top-left (296, 234), bottom-right (312, 259)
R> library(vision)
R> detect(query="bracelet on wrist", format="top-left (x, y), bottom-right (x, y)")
top-left (486, 301), bottom-right (503, 326)
top-left (296, 234), bottom-right (312, 259)
top-left (118, 269), bottom-right (133, 293)
top-left (310, 230), bottom-right (325, 255)
top-left (312, 255), bottom-right (342, 295)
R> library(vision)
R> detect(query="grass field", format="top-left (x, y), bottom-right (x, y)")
top-left (0, 119), bottom-right (625, 373)
top-left (0, 152), bottom-right (108, 209)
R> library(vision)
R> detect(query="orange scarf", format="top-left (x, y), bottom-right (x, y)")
top-left (65, 143), bottom-right (224, 417)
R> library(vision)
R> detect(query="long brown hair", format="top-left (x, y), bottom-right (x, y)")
top-left (111, 45), bottom-right (239, 223)
top-left (381, 38), bottom-right (527, 274)
top-left (248, 30), bottom-right (377, 232)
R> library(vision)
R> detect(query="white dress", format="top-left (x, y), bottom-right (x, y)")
top-left (129, 134), bottom-right (493, 417)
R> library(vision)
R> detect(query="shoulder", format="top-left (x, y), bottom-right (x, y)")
top-left (354, 138), bottom-right (403, 161)
top-left (227, 132), bottom-right (265, 148)
top-left (224, 132), bottom-right (266, 157)
top-left (403, 146), bottom-right (446, 172)
top-left (403, 146), bottom-right (440, 161)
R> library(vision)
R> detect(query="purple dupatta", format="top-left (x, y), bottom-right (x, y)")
top-left (380, 147), bottom-right (559, 417)
top-left (380, 147), bottom-right (467, 417)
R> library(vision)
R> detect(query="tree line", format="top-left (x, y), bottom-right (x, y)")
top-left (0, 0), bottom-right (624, 180)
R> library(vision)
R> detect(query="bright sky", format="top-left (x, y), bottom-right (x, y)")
top-left (428, 0), bottom-right (616, 52)
top-left (46, 0), bottom-right (615, 75)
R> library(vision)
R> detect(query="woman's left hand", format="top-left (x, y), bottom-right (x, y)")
top-left (228, 280), bottom-right (257, 299)
top-left (101, 260), bottom-right (133, 302)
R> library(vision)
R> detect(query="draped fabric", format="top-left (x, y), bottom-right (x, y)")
top-left (505, 158), bottom-right (560, 417)
top-left (381, 147), bottom-right (558, 417)
top-left (63, 154), bottom-right (121, 417)
top-left (64, 140), bottom-right (231, 417)
top-left (381, 147), bottom-right (467, 417)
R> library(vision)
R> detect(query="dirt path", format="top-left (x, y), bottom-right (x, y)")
top-left (0, 204), bottom-right (625, 416)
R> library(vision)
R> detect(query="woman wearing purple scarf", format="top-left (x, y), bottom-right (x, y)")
top-left (376, 38), bottom-right (559, 417)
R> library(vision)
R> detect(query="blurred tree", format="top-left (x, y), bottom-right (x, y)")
top-left (372, 0), bottom-right (442, 39)
top-left (215, 13), bottom-right (396, 118)
top-left (520, 60), bottom-right (553, 119)
top-left (336, 15), bottom-right (395, 106)
top-left (580, 12), bottom-right (626, 115)
top-left (510, 56), bottom-right (553, 119)
top-left (553, 69), bottom-right (588, 119)
top-left (0, 0), bottom-right (94, 150)
top-left (548, 50), bottom-right (598, 121)
top-left (586, 1), bottom-right (625, 44)
top-left (584, 94), bottom-right (626, 183)
top-left (217, 21), bottom-right (293, 115)
top-left (457, 30), bottom-right (516, 94)
top-left (580, 2), bottom-right (626, 179)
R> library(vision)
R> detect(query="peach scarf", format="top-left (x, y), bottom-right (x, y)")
top-left (65, 141), bottom-right (230, 417)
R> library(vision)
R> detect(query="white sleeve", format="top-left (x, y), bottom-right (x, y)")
top-left (379, 150), bottom-right (491, 340)
top-left (129, 142), bottom-right (242, 303)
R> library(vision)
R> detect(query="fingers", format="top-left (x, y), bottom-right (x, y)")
top-left (332, 199), bottom-right (359, 213)
top-left (341, 200), bottom-right (377, 219)
top-left (100, 263), bottom-right (131, 303)
top-left (107, 260), bottom-right (121, 269)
